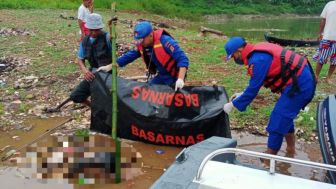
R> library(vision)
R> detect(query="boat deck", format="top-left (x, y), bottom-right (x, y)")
top-left (198, 160), bottom-right (336, 189)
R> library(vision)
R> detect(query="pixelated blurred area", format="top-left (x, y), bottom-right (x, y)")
top-left (16, 135), bottom-right (143, 184)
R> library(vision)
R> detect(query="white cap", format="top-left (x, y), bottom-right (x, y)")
top-left (85, 13), bottom-right (104, 29)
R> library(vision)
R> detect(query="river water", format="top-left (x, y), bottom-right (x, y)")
top-left (203, 16), bottom-right (320, 40)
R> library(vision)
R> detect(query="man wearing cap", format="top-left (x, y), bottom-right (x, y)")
top-left (97, 21), bottom-right (189, 91)
top-left (223, 37), bottom-right (316, 156)
top-left (70, 13), bottom-right (112, 106)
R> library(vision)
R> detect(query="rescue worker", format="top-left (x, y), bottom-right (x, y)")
top-left (97, 21), bottom-right (189, 91)
top-left (70, 13), bottom-right (112, 107)
top-left (223, 37), bottom-right (316, 155)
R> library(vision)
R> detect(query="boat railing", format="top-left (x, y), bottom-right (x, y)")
top-left (195, 148), bottom-right (336, 182)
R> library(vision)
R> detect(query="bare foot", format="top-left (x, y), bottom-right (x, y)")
top-left (286, 147), bottom-right (295, 157)
top-left (260, 157), bottom-right (270, 168)
top-left (286, 150), bottom-right (295, 159)
top-left (260, 148), bottom-right (277, 168)
top-left (326, 78), bottom-right (332, 84)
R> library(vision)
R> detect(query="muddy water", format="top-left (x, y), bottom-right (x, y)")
top-left (203, 17), bottom-right (320, 40)
top-left (233, 131), bottom-right (327, 182)
top-left (0, 116), bottom-right (71, 166)
top-left (0, 117), bottom-right (329, 188)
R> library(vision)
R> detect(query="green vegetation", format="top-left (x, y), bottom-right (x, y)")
top-left (75, 129), bottom-right (90, 137)
top-left (74, 111), bottom-right (83, 123)
top-left (0, 0), bottom-right (330, 20)
top-left (0, 102), bottom-right (4, 115)
top-left (18, 89), bottom-right (27, 100)
top-left (4, 87), bottom-right (15, 95)
top-left (19, 103), bottom-right (29, 113)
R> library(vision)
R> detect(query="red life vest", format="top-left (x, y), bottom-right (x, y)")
top-left (241, 42), bottom-right (307, 94)
top-left (137, 29), bottom-right (178, 78)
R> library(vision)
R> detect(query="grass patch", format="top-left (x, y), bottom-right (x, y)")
top-left (0, 102), bottom-right (4, 115)
top-left (18, 89), bottom-right (27, 100)
top-left (56, 63), bottom-right (78, 76)
top-left (5, 87), bottom-right (16, 95)
top-left (75, 128), bottom-right (90, 137)
top-left (19, 103), bottom-right (29, 113)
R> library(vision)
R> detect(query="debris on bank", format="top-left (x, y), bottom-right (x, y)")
top-left (0, 28), bottom-right (34, 37)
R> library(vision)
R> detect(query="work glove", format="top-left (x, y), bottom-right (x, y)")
top-left (175, 78), bottom-right (184, 91)
top-left (97, 64), bottom-right (112, 72)
top-left (223, 102), bottom-right (234, 114)
top-left (230, 92), bottom-right (243, 101)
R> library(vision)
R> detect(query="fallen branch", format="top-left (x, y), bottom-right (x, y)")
top-left (137, 19), bottom-right (177, 30)
top-left (59, 14), bottom-right (76, 20)
top-left (200, 26), bottom-right (224, 36)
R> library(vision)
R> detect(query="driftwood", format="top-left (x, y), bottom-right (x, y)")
top-left (137, 19), bottom-right (177, 30)
top-left (114, 18), bottom-right (177, 29)
top-left (59, 14), bottom-right (76, 20)
top-left (200, 26), bottom-right (224, 36)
